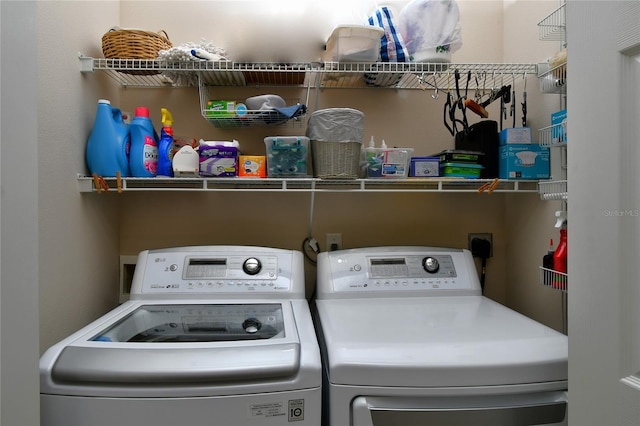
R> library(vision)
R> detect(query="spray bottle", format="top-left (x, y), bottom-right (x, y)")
top-left (552, 211), bottom-right (568, 289)
top-left (157, 108), bottom-right (174, 177)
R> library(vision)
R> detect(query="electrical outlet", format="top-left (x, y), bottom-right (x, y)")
top-left (326, 233), bottom-right (342, 251)
top-left (468, 233), bottom-right (493, 257)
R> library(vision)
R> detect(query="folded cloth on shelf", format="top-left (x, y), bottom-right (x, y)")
top-left (253, 104), bottom-right (307, 125)
top-left (158, 39), bottom-right (228, 62)
top-left (157, 39), bottom-right (228, 85)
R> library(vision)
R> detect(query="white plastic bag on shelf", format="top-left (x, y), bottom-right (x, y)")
top-left (398, 0), bottom-right (463, 63)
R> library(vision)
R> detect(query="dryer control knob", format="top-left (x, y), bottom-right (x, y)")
top-left (243, 258), bottom-right (262, 275)
top-left (422, 257), bottom-right (440, 273)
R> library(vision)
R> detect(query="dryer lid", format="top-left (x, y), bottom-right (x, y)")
top-left (315, 296), bottom-right (568, 388)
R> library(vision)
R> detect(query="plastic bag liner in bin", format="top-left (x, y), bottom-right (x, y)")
top-left (306, 108), bottom-right (364, 179)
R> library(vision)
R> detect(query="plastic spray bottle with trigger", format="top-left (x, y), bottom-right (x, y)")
top-left (552, 211), bottom-right (567, 289)
top-left (157, 108), bottom-right (174, 177)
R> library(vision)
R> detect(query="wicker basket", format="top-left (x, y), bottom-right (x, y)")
top-left (102, 28), bottom-right (171, 74)
top-left (311, 140), bottom-right (362, 179)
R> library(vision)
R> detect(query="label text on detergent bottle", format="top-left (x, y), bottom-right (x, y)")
top-left (143, 135), bottom-right (158, 174)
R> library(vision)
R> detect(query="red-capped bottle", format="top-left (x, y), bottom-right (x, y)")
top-left (553, 222), bottom-right (567, 289)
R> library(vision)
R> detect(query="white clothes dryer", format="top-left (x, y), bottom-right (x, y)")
top-left (313, 246), bottom-right (568, 426)
top-left (40, 246), bottom-right (321, 426)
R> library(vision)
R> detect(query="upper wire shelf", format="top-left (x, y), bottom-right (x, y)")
top-left (318, 62), bottom-right (537, 90)
top-left (538, 3), bottom-right (566, 42)
top-left (79, 55), bottom-right (538, 90)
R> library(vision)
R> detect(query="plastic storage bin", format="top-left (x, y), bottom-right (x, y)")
top-left (437, 150), bottom-right (484, 164)
top-left (440, 162), bottom-right (483, 179)
top-left (367, 148), bottom-right (414, 179)
top-left (264, 136), bottom-right (311, 177)
top-left (323, 25), bottom-right (384, 62)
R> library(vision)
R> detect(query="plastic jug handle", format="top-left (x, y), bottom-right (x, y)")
top-left (111, 107), bottom-right (123, 123)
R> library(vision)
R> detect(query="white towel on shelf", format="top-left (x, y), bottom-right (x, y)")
top-left (157, 39), bottom-right (228, 86)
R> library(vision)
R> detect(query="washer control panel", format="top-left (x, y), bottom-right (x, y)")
top-left (130, 247), bottom-right (304, 296)
top-left (317, 247), bottom-right (481, 297)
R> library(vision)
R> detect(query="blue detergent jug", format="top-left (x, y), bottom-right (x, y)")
top-left (86, 99), bottom-right (130, 177)
top-left (129, 107), bottom-right (159, 177)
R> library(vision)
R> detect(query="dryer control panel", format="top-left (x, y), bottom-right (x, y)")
top-left (129, 246), bottom-right (306, 299)
top-left (316, 247), bottom-right (482, 298)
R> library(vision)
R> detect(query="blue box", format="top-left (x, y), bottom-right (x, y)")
top-left (500, 127), bottom-right (532, 145)
top-left (499, 144), bottom-right (550, 179)
top-left (410, 156), bottom-right (439, 177)
top-left (551, 109), bottom-right (567, 144)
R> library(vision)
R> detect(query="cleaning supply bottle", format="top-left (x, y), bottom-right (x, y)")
top-left (365, 136), bottom-right (382, 177)
top-left (129, 106), bottom-right (159, 177)
top-left (86, 99), bottom-right (130, 177)
top-left (553, 218), bottom-right (568, 289)
top-left (157, 108), bottom-right (174, 177)
top-left (542, 238), bottom-right (554, 287)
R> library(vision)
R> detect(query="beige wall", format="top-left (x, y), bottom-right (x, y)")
top-left (38, 0), bottom-right (566, 353)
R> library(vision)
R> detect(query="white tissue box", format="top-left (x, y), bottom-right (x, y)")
top-left (500, 127), bottom-right (532, 145)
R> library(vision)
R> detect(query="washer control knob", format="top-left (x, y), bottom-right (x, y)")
top-left (422, 257), bottom-right (440, 273)
top-left (242, 318), bottom-right (262, 334)
top-left (243, 258), bottom-right (262, 275)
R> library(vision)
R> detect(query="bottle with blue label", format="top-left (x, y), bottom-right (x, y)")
top-left (86, 99), bottom-right (130, 177)
top-left (129, 106), bottom-right (159, 177)
top-left (157, 108), bottom-right (174, 177)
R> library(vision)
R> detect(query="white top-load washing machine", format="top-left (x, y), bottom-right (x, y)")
top-left (40, 246), bottom-right (321, 426)
top-left (313, 246), bottom-right (568, 426)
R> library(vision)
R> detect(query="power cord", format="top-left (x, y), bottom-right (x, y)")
top-left (302, 236), bottom-right (319, 265)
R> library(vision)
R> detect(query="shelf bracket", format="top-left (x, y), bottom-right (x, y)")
top-left (78, 54), bottom-right (94, 73)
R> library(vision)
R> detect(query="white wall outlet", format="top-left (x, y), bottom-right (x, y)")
top-left (326, 233), bottom-right (342, 251)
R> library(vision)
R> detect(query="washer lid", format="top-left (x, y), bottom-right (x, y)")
top-left (315, 296), bottom-right (568, 388)
top-left (50, 302), bottom-right (301, 385)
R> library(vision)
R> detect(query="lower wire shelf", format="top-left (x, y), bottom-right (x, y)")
top-left (78, 175), bottom-right (541, 193)
top-left (539, 266), bottom-right (568, 293)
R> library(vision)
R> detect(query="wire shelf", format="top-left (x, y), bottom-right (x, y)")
top-left (540, 266), bottom-right (567, 293)
top-left (538, 62), bottom-right (566, 94)
top-left (81, 55), bottom-right (538, 91)
top-left (197, 77), bottom-right (309, 129)
top-left (538, 3), bottom-right (566, 42)
top-left (538, 121), bottom-right (567, 147)
top-left (538, 180), bottom-right (567, 201)
top-left (78, 175), bottom-right (540, 194)
top-left (319, 62), bottom-right (538, 90)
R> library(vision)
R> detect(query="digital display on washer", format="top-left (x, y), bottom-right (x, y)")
top-left (184, 258), bottom-right (227, 279)
top-left (369, 258), bottom-right (409, 278)
top-left (90, 304), bottom-right (285, 343)
top-left (368, 255), bottom-right (457, 278)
